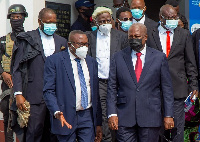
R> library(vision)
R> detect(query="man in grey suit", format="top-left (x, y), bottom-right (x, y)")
top-left (147, 4), bottom-right (198, 142)
top-left (87, 6), bottom-right (129, 142)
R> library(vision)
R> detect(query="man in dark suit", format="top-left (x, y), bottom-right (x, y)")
top-left (130, 0), bottom-right (158, 32)
top-left (147, 5), bottom-right (198, 142)
top-left (43, 30), bottom-right (102, 142)
top-left (11, 8), bottom-right (67, 142)
top-left (87, 6), bottom-right (129, 142)
top-left (107, 23), bottom-right (174, 142)
top-left (192, 28), bottom-right (200, 89)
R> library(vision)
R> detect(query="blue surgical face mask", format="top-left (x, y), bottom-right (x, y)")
top-left (42, 22), bottom-right (57, 36)
top-left (91, 26), bottom-right (97, 31)
top-left (120, 20), bottom-right (132, 31)
top-left (131, 8), bottom-right (144, 19)
top-left (165, 19), bottom-right (178, 30)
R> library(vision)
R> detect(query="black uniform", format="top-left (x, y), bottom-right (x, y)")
top-left (0, 32), bottom-right (18, 142)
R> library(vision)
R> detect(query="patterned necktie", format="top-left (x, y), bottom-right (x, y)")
top-left (166, 31), bottom-right (171, 57)
top-left (75, 58), bottom-right (88, 109)
top-left (135, 52), bottom-right (142, 82)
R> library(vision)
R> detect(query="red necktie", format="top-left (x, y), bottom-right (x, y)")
top-left (135, 52), bottom-right (142, 82)
top-left (166, 31), bottom-right (171, 57)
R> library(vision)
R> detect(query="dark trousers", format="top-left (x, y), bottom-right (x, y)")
top-left (0, 95), bottom-right (13, 142)
top-left (159, 98), bottom-right (185, 142)
top-left (57, 108), bottom-right (95, 142)
top-left (99, 80), bottom-right (116, 142)
top-left (116, 125), bottom-right (160, 142)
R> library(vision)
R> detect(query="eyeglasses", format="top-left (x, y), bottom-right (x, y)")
top-left (98, 19), bottom-right (112, 25)
top-left (69, 42), bottom-right (90, 47)
top-left (10, 15), bottom-right (23, 20)
top-left (119, 17), bottom-right (133, 21)
top-left (161, 15), bottom-right (179, 20)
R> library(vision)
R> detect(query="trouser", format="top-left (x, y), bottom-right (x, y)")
top-left (0, 95), bottom-right (13, 142)
top-left (99, 80), bottom-right (116, 142)
top-left (117, 125), bottom-right (160, 142)
top-left (159, 98), bottom-right (185, 142)
top-left (57, 108), bottom-right (95, 142)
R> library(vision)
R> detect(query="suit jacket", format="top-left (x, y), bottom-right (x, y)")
top-left (43, 50), bottom-right (102, 135)
top-left (192, 28), bottom-right (200, 89)
top-left (86, 29), bottom-right (129, 58)
top-left (107, 47), bottom-right (174, 127)
top-left (12, 29), bottom-right (67, 104)
top-left (147, 26), bottom-right (198, 99)
top-left (144, 17), bottom-right (158, 32)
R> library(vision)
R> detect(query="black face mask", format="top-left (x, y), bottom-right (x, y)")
top-left (10, 17), bottom-right (25, 33)
top-left (82, 9), bottom-right (93, 18)
top-left (129, 38), bottom-right (143, 52)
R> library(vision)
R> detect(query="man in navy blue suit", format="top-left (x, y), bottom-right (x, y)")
top-left (107, 23), bottom-right (174, 142)
top-left (43, 30), bottom-right (102, 142)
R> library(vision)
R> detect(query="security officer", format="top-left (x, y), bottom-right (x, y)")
top-left (0, 4), bottom-right (28, 142)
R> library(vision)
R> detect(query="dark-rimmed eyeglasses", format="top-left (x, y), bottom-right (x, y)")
top-left (69, 42), bottom-right (90, 47)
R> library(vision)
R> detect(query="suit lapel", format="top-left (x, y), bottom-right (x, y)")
top-left (123, 47), bottom-right (138, 86)
top-left (53, 34), bottom-right (61, 53)
top-left (91, 31), bottom-right (97, 58)
top-left (152, 28), bottom-right (163, 52)
top-left (61, 50), bottom-right (76, 92)
top-left (35, 29), bottom-right (46, 61)
top-left (85, 56), bottom-right (93, 98)
top-left (168, 28), bottom-right (181, 59)
top-left (110, 29), bottom-right (118, 56)
top-left (137, 47), bottom-right (154, 86)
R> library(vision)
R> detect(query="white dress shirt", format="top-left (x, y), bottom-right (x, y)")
top-left (158, 25), bottom-right (174, 54)
top-left (68, 49), bottom-right (92, 111)
top-left (133, 15), bottom-right (145, 24)
top-left (108, 46), bottom-right (147, 118)
top-left (14, 29), bottom-right (56, 96)
top-left (39, 29), bottom-right (55, 57)
top-left (96, 30), bottom-right (111, 79)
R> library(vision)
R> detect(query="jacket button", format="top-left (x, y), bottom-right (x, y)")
top-left (137, 88), bottom-right (139, 92)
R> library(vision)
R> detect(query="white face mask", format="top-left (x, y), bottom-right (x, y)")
top-left (71, 44), bottom-right (88, 59)
top-left (99, 24), bottom-right (112, 35)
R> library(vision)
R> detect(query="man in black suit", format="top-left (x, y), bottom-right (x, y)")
top-left (87, 6), bottom-right (129, 142)
top-left (147, 4), bottom-right (198, 142)
top-left (192, 28), bottom-right (200, 89)
top-left (11, 8), bottom-right (67, 142)
top-left (130, 0), bottom-right (158, 32)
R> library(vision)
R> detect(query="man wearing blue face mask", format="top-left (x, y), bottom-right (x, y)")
top-left (130, 0), bottom-right (157, 32)
top-left (147, 4), bottom-right (198, 142)
top-left (116, 7), bottom-right (133, 33)
top-left (11, 8), bottom-right (68, 142)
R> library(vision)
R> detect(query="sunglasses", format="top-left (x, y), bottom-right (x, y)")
top-left (120, 17), bottom-right (133, 21)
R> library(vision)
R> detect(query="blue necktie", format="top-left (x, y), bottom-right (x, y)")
top-left (75, 58), bottom-right (88, 109)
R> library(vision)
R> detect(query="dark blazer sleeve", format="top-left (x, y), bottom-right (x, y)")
top-left (12, 39), bottom-right (25, 93)
top-left (120, 31), bottom-right (129, 49)
top-left (160, 54), bottom-right (174, 117)
top-left (185, 31), bottom-right (199, 92)
top-left (107, 54), bottom-right (118, 116)
top-left (43, 56), bottom-right (60, 115)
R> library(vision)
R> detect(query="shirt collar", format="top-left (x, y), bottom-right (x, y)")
top-left (133, 15), bottom-right (145, 24)
top-left (97, 29), bottom-right (111, 37)
top-left (68, 48), bottom-right (76, 61)
top-left (158, 24), bottom-right (174, 34)
top-left (131, 44), bottom-right (146, 55)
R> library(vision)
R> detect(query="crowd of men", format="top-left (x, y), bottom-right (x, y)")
top-left (0, 0), bottom-right (200, 142)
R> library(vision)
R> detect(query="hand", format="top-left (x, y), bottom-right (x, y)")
top-left (190, 90), bottom-right (198, 99)
top-left (164, 117), bottom-right (174, 130)
top-left (95, 126), bottom-right (102, 142)
top-left (55, 112), bottom-right (72, 129)
top-left (1, 72), bottom-right (13, 88)
top-left (108, 116), bottom-right (118, 130)
top-left (16, 95), bottom-right (27, 111)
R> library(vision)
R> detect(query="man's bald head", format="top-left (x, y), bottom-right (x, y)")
top-left (131, 0), bottom-right (145, 9)
top-left (129, 23), bottom-right (147, 37)
top-left (159, 4), bottom-right (177, 18)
